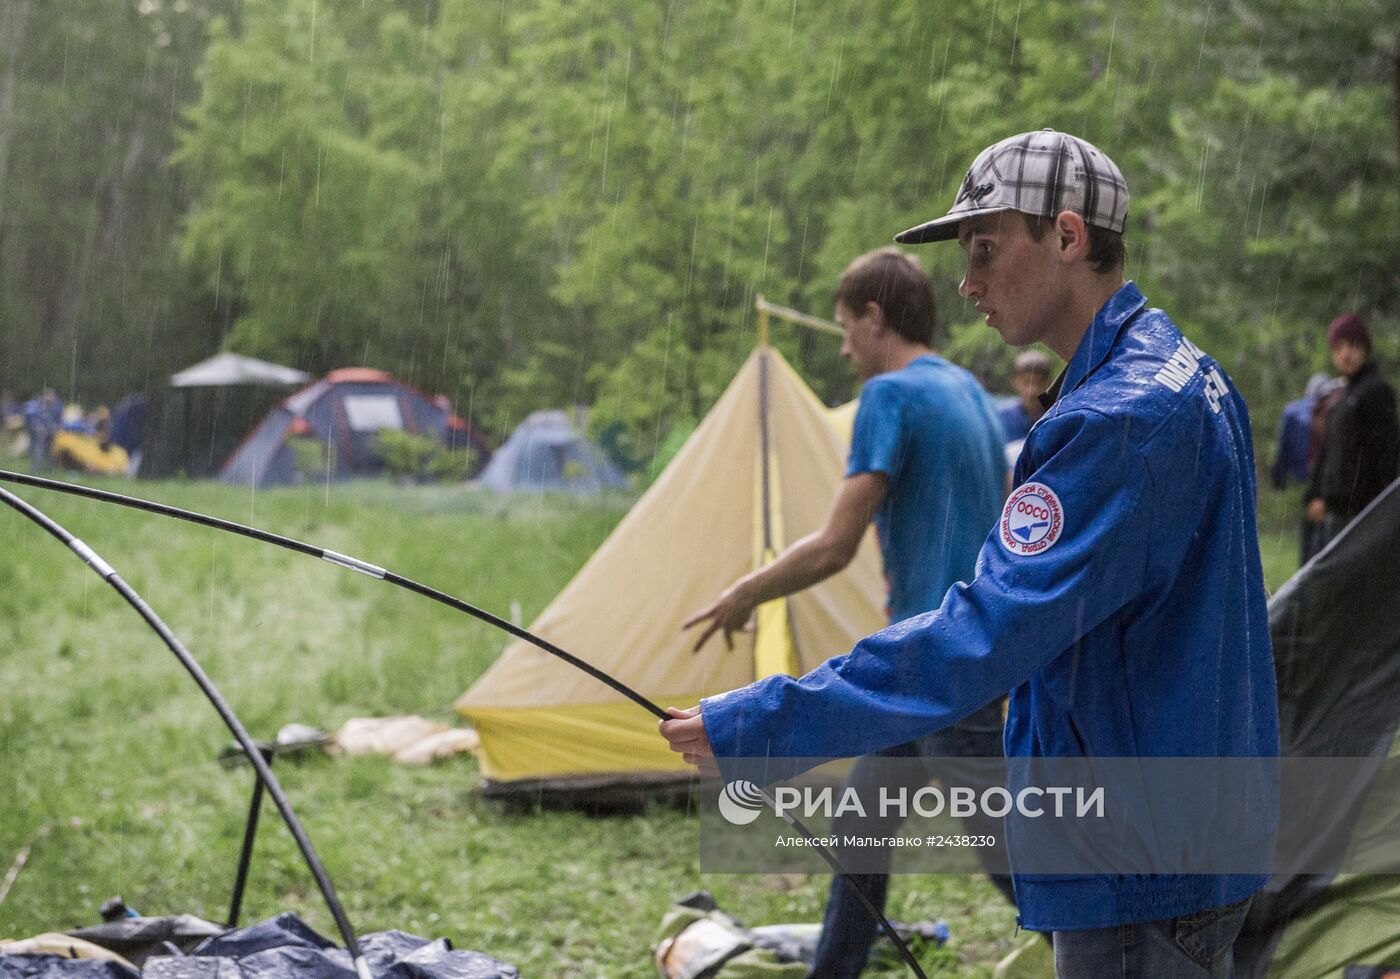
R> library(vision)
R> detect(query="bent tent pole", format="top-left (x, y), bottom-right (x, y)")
top-left (0, 469), bottom-right (656, 718)
top-left (0, 485), bottom-right (377, 979)
top-left (0, 469), bottom-right (930, 979)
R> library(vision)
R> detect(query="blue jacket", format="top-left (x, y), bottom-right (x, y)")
top-left (1270, 394), bottom-right (1315, 488)
top-left (702, 282), bottom-right (1279, 931)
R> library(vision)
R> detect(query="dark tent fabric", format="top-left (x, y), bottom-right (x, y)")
top-left (139, 386), bottom-right (292, 479)
top-left (1233, 476), bottom-right (1400, 978)
top-left (475, 410), bottom-right (628, 495)
top-left (138, 355), bottom-right (311, 480)
top-left (171, 913), bottom-right (518, 979)
top-left (66, 916), bottom-right (224, 967)
top-left (219, 369), bottom-right (485, 489)
top-left (109, 395), bottom-right (146, 457)
top-left (1, 914), bottom-right (518, 979)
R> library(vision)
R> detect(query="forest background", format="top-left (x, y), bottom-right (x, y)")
top-left (1, 0), bottom-right (1396, 466)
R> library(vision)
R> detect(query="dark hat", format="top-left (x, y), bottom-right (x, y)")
top-left (1327, 313), bottom-right (1370, 350)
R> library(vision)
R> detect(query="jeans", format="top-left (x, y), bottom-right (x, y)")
top-left (1053, 898), bottom-right (1251, 979)
top-left (809, 698), bottom-right (1011, 979)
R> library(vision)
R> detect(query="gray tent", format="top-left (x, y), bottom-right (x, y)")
top-left (139, 354), bottom-right (310, 479)
top-left (476, 410), bottom-right (629, 495)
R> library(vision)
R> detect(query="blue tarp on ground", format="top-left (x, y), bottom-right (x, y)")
top-left (0, 914), bottom-right (518, 979)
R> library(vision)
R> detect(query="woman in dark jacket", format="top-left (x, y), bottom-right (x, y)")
top-left (1306, 313), bottom-right (1400, 551)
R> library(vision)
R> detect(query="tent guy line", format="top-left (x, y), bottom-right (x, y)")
top-left (0, 468), bottom-right (929, 979)
top-left (0, 483), bottom-right (377, 979)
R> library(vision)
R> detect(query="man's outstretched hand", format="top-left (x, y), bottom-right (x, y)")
top-left (659, 705), bottom-right (718, 775)
top-left (682, 583), bottom-right (756, 653)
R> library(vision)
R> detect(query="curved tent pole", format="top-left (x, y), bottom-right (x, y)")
top-left (0, 470), bottom-right (660, 718)
top-left (0, 485), bottom-right (377, 979)
top-left (0, 470), bottom-right (929, 979)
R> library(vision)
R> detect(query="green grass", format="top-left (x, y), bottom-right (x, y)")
top-left (0, 475), bottom-right (1304, 976)
top-left (1256, 481), bottom-right (1305, 595)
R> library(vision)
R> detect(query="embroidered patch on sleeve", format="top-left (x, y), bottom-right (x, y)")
top-left (1000, 482), bottom-right (1064, 556)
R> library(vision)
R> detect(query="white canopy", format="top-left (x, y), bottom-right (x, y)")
top-left (169, 353), bottom-right (309, 388)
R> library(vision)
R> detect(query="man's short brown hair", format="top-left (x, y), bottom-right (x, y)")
top-left (1020, 213), bottom-right (1125, 276)
top-left (833, 247), bottom-right (937, 346)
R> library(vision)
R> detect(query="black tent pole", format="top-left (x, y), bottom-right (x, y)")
top-left (0, 485), bottom-right (377, 979)
top-left (0, 469), bottom-right (929, 979)
top-left (228, 745), bottom-right (274, 929)
top-left (0, 469), bottom-right (659, 718)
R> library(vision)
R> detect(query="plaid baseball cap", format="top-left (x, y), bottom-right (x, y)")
top-left (894, 129), bottom-right (1129, 244)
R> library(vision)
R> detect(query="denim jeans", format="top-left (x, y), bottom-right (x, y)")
top-left (808, 698), bottom-right (1011, 979)
top-left (1053, 898), bottom-right (1252, 979)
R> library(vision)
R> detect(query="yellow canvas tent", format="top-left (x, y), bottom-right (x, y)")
top-left (456, 346), bottom-right (885, 793)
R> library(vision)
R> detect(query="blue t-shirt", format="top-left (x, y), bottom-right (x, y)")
top-left (998, 399), bottom-right (1033, 443)
top-left (846, 355), bottom-right (1007, 623)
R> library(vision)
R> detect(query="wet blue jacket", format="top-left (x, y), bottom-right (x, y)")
top-left (702, 282), bottom-right (1279, 931)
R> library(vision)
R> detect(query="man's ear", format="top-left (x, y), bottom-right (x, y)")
top-left (864, 300), bottom-right (889, 334)
top-left (1053, 211), bottom-right (1091, 264)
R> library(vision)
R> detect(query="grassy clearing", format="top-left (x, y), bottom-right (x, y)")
top-left (0, 475), bottom-right (1302, 976)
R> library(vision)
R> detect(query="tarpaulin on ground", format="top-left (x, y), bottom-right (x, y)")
top-left (0, 914), bottom-right (517, 979)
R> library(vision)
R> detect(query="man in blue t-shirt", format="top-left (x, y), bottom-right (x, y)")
top-left (683, 246), bottom-right (1010, 978)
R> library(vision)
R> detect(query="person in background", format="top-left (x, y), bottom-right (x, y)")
top-left (22, 388), bottom-right (62, 472)
top-left (1272, 373), bottom-right (1330, 491)
top-left (998, 349), bottom-right (1053, 444)
top-left (1274, 372), bottom-right (1336, 564)
top-left (1305, 313), bottom-right (1399, 551)
top-left (683, 246), bottom-right (1012, 979)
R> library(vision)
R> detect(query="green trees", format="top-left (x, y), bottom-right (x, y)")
top-left (4, 0), bottom-right (1393, 450)
top-left (0, 0), bottom-right (234, 403)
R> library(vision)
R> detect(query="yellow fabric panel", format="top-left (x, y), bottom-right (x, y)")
top-left (458, 351), bottom-right (768, 714)
top-left (766, 357), bottom-right (886, 672)
top-left (825, 398), bottom-right (859, 444)
top-left (753, 548), bottom-right (798, 680)
top-left (468, 697), bottom-right (706, 781)
top-left (751, 438), bottom-right (798, 680)
top-left (458, 347), bottom-right (885, 785)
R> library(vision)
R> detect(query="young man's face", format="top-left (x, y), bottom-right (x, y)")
top-left (836, 299), bottom-right (885, 381)
top-left (1330, 339), bottom-right (1367, 378)
top-left (957, 212), bottom-right (1066, 348)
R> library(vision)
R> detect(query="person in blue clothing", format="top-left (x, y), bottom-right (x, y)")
top-left (663, 130), bottom-right (1278, 978)
top-left (1271, 373), bottom-right (1329, 490)
top-left (683, 246), bottom-right (1011, 978)
top-left (1272, 372), bottom-right (1336, 564)
top-left (998, 348), bottom-right (1053, 444)
top-left (22, 388), bottom-right (62, 472)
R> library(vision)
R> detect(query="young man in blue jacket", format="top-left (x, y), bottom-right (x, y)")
top-left (684, 246), bottom-right (1011, 978)
top-left (661, 130), bottom-right (1279, 978)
